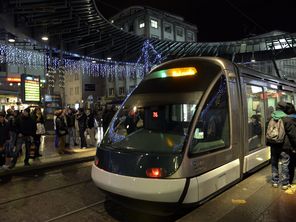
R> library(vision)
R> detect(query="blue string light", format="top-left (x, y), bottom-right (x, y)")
top-left (0, 43), bottom-right (145, 78)
top-left (135, 40), bottom-right (163, 77)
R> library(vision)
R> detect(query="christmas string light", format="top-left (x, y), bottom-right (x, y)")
top-left (135, 40), bottom-right (163, 77)
top-left (0, 43), bottom-right (45, 67)
top-left (0, 42), bottom-right (155, 79)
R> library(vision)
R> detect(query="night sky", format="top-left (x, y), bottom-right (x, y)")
top-left (96, 0), bottom-right (295, 42)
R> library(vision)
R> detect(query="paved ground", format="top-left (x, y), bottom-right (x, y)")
top-left (178, 166), bottom-right (296, 222)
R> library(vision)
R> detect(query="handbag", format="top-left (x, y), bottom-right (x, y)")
top-left (36, 123), bottom-right (46, 135)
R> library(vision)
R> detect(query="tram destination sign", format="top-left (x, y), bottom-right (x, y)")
top-left (21, 74), bottom-right (41, 103)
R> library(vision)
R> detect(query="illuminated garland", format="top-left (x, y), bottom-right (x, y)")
top-left (0, 41), bottom-right (161, 79)
top-left (135, 40), bottom-right (162, 76)
top-left (0, 43), bottom-right (44, 66)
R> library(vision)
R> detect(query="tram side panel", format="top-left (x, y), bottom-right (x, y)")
top-left (183, 68), bottom-right (241, 203)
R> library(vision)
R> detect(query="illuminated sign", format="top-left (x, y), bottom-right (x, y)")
top-left (148, 67), bottom-right (197, 79)
top-left (21, 74), bottom-right (40, 102)
top-left (7, 77), bottom-right (21, 83)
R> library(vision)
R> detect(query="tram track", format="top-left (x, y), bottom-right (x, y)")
top-left (44, 200), bottom-right (107, 222)
top-left (0, 179), bottom-right (92, 206)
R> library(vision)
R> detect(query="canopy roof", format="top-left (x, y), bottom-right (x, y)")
top-left (0, 0), bottom-right (295, 63)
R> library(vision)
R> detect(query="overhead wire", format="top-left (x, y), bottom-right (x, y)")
top-left (224, 0), bottom-right (267, 32)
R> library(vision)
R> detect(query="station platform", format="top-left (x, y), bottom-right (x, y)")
top-left (0, 134), bottom-right (97, 178)
top-left (178, 165), bottom-right (296, 222)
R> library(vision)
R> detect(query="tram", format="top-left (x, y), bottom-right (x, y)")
top-left (91, 57), bottom-right (296, 211)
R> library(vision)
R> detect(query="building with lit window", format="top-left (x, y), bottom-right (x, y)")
top-left (110, 6), bottom-right (198, 42)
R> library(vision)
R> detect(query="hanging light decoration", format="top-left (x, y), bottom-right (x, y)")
top-left (135, 40), bottom-right (162, 77)
top-left (0, 41), bottom-right (161, 79)
top-left (47, 66), bottom-right (55, 88)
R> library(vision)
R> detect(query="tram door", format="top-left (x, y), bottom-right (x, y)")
top-left (242, 79), bottom-right (270, 173)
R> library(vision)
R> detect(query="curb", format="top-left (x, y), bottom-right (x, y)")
top-left (0, 155), bottom-right (94, 177)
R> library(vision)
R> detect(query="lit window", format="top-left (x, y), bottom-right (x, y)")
top-left (139, 22), bottom-right (145, 28)
top-left (151, 19), bottom-right (158, 29)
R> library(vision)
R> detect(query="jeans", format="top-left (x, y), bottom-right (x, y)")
top-left (54, 129), bottom-right (59, 148)
top-left (34, 134), bottom-right (41, 156)
top-left (79, 128), bottom-right (87, 148)
top-left (66, 127), bottom-right (76, 146)
top-left (271, 146), bottom-right (290, 185)
top-left (86, 127), bottom-right (96, 146)
top-left (8, 131), bottom-right (17, 157)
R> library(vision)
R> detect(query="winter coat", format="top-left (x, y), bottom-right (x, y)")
top-left (86, 113), bottom-right (95, 128)
top-left (268, 106), bottom-right (296, 152)
top-left (0, 121), bottom-right (10, 146)
top-left (66, 113), bottom-right (75, 128)
top-left (6, 114), bottom-right (17, 132)
top-left (16, 115), bottom-right (36, 136)
top-left (77, 113), bottom-right (87, 130)
top-left (282, 114), bottom-right (296, 152)
top-left (56, 116), bottom-right (68, 137)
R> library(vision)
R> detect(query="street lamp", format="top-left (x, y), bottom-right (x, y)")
top-left (41, 35), bottom-right (49, 41)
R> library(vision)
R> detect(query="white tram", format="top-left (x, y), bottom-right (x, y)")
top-left (91, 57), bottom-right (296, 211)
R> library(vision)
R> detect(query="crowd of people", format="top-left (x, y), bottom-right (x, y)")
top-left (0, 104), bottom-right (117, 169)
top-left (0, 107), bottom-right (44, 168)
top-left (53, 107), bottom-right (99, 154)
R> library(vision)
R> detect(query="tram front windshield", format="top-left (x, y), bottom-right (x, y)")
top-left (102, 75), bottom-right (204, 154)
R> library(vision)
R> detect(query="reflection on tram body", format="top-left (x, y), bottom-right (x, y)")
top-left (91, 57), bottom-right (296, 212)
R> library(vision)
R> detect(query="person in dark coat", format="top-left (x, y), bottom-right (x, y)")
top-left (268, 101), bottom-right (296, 190)
top-left (32, 107), bottom-right (44, 158)
top-left (65, 108), bottom-right (77, 147)
top-left (11, 108), bottom-right (36, 167)
top-left (76, 108), bottom-right (87, 148)
top-left (282, 103), bottom-right (296, 185)
top-left (5, 109), bottom-right (17, 165)
top-left (86, 109), bottom-right (96, 147)
top-left (0, 112), bottom-right (10, 167)
top-left (55, 109), bottom-right (72, 154)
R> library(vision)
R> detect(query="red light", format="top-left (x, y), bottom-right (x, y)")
top-left (146, 168), bottom-right (165, 178)
top-left (153, 112), bottom-right (158, 118)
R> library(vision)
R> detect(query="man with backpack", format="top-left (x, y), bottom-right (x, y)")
top-left (266, 102), bottom-right (296, 190)
top-left (283, 103), bottom-right (296, 185)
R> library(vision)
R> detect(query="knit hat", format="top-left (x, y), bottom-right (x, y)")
top-left (276, 101), bottom-right (288, 112)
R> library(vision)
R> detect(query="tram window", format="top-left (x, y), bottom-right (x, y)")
top-left (189, 75), bottom-right (230, 154)
top-left (246, 85), bottom-right (265, 151)
top-left (279, 91), bottom-right (294, 104)
top-left (265, 88), bottom-right (279, 122)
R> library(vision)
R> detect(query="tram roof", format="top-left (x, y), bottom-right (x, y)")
top-left (0, 0), bottom-right (295, 63)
